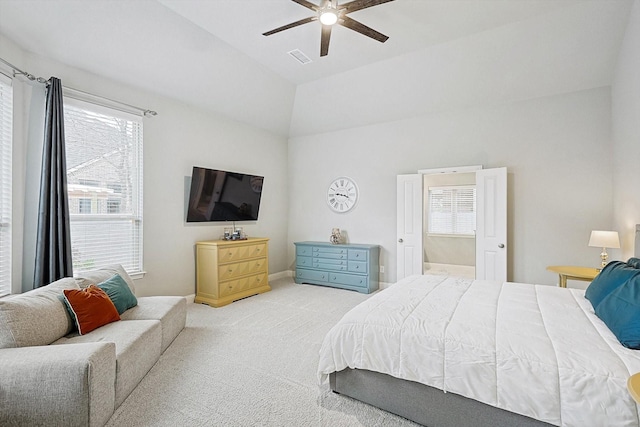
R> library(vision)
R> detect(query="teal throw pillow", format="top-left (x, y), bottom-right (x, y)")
top-left (595, 275), bottom-right (640, 349)
top-left (97, 273), bottom-right (138, 315)
top-left (628, 258), bottom-right (640, 269)
top-left (585, 261), bottom-right (640, 310)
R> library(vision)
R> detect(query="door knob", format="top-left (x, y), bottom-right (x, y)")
top-left (398, 238), bottom-right (404, 243)
top-left (498, 244), bottom-right (505, 248)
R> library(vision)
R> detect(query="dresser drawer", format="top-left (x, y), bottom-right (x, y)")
top-left (314, 262), bottom-right (348, 272)
top-left (313, 251), bottom-right (348, 260)
top-left (296, 256), bottom-right (312, 268)
top-left (313, 246), bottom-right (347, 256)
top-left (296, 246), bottom-right (313, 257)
top-left (218, 257), bottom-right (266, 281)
top-left (218, 242), bottom-right (267, 263)
top-left (296, 268), bottom-right (329, 283)
top-left (347, 260), bottom-right (368, 274)
top-left (329, 272), bottom-right (368, 288)
top-left (348, 249), bottom-right (368, 261)
top-left (220, 272), bottom-right (268, 297)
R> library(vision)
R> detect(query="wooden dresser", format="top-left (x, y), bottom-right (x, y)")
top-left (294, 241), bottom-right (379, 294)
top-left (195, 237), bottom-right (270, 307)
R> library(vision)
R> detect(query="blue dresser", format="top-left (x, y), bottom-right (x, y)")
top-left (294, 241), bottom-right (380, 294)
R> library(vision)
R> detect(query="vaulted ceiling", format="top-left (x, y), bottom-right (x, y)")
top-left (0, 0), bottom-right (633, 136)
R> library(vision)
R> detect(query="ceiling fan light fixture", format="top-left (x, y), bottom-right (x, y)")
top-left (319, 10), bottom-right (338, 25)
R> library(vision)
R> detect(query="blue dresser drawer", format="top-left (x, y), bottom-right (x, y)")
top-left (296, 268), bottom-right (329, 283)
top-left (348, 249), bottom-right (368, 261)
top-left (315, 262), bottom-right (348, 272)
top-left (296, 246), bottom-right (313, 256)
top-left (347, 260), bottom-right (367, 273)
top-left (296, 256), bottom-right (312, 268)
top-left (330, 272), bottom-right (368, 288)
top-left (313, 246), bottom-right (347, 256)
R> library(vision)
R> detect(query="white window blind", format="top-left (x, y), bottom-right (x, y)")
top-left (428, 185), bottom-right (476, 236)
top-left (64, 97), bottom-right (143, 276)
top-left (0, 74), bottom-right (12, 297)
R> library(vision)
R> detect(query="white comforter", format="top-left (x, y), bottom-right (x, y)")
top-left (318, 275), bottom-right (640, 426)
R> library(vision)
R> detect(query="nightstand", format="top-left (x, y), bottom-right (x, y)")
top-left (628, 372), bottom-right (640, 403)
top-left (546, 265), bottom-right (600, 288)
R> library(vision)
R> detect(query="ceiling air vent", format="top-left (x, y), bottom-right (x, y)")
top-left (288, 49), bottom-right (312, 65)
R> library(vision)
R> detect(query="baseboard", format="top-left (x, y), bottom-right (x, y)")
top-left (269, 270), bottom-right (294, 281)
top-left (185, 294), bottom-right (196, 304)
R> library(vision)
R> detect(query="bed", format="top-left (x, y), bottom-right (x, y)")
top-left (317, 273), bottom-right (640, 427)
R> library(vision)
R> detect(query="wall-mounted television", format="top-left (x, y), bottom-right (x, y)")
top-left (186, 166), bottom-right (264, 222)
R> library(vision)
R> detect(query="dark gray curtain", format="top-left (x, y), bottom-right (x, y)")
top-left (34, 77), bottom-right (73, 288)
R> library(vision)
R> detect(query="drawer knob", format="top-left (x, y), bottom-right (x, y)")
top-left (228, 269), bottom-right (233, 272)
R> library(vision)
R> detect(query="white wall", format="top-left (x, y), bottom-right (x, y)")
top-left (288, 87), bottom-right (613, 285)
top-left (612, 0), bottom-right (640, 259)
top-left (3, 35), bottom-right (289, 296)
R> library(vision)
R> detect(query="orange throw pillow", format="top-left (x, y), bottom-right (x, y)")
top-left (63, 285), bottom-right (121, 335)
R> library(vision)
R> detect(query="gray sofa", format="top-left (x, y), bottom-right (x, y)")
top-left (0, 265), bottom-right (187, 427)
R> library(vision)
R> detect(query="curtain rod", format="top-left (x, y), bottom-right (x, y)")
top-left (0, 56), bottom-right (157, 118)
top-left (0, 57), bottom-right (49, 84)
top-left (64, 86), bottom-right (158, 118)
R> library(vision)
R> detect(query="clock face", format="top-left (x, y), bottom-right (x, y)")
top-left (327, 177), bottom-right (358, 213)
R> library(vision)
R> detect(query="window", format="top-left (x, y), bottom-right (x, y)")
top-left (0, 74), bottom-right (12, 296)
top-left (64, 97), bottom-right (143, 275)
top-left (78, 198), bottom-right (92, 214)
top-left (428, 185), bottom-right (476, 236)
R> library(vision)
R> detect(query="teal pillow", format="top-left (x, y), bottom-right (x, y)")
top-left (595, 275), bottom-right (640, 349)
top-left (628, 258), bottom-right (640, 269)
top-left (585, 261), bottom-right (640, 309)
top-left (97, 274), bottom-right (137, 315)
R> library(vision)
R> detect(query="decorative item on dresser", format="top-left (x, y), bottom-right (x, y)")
top-left (195, 237), bottom-right (270, 307)
top-left (294, 241), bottom-right (379, 294)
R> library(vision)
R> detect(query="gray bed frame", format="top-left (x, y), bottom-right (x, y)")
top-left (330, 368), bottom-right (554, 427)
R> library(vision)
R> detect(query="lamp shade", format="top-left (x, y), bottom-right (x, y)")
top-left (588, 230), bottom-right (620, 249)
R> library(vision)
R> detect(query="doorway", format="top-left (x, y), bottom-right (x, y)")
top-left (397, 167), bottom-right (506, 282)
top-left (423, 172), bottom-right (476, 279)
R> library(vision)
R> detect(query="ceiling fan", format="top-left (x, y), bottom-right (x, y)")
top-left (263, 0), bottom-right (396, 57)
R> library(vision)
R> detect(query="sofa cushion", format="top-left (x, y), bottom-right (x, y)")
top-left (75, 264), bottom-right (136, 294)
top-left (53, 319), bottom-right (162, 407)
top-left (0, 278), bottom-right (79, 349)
top-left (97, 274), bottom-right (138, 314)
top-left (63, 285), bottom-right (121, 335)
top-left (121, 296), bottom-right (187, 352)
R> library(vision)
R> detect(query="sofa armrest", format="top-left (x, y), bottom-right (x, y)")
top-left (0, 342), bottom-right (116, 427)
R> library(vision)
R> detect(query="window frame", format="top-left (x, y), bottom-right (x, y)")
top-left (427, 184), bottom-right (476, 237)
top-left (0, 73), bottom-right (13, 297)
top-left (63, 95), bottom-right (144, 277)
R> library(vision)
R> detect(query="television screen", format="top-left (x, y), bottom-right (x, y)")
top-left (186, 166), bottom-right (264, 222)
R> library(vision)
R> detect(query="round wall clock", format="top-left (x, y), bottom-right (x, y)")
top-left (327, 176), bottom-right (359, 213)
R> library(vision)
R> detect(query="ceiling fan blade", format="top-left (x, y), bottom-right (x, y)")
top-left (263, 16), bottom-right (317, 36)
top-left (339, 0), bottom-right (395, 14)
top-left (339, 15), bottom-right (389, 43)
top-left (292, 0), bottom-right (320, 12)
top-left (320, 24), bottom-right (332, 56)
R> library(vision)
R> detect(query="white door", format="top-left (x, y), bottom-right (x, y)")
top-left (396, 174), bottom-right (423, 280)
top-left (475, 167), bottom-right (507, 282)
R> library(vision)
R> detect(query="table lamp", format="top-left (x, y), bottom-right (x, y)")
top-left (588, 230), bottom-right (620, 268)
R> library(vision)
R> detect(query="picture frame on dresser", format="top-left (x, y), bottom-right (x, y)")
top-left (294, 241), bottom-right (380, 294)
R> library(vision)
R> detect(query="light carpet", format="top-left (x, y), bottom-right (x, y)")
top-left (106, 277), bottom-right (419, 427)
